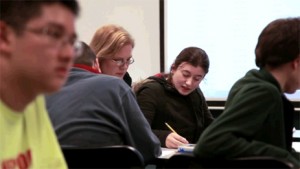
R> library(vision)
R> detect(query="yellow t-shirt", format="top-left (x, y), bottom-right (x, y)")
top-left (0, 95), bottom-right (67, 169)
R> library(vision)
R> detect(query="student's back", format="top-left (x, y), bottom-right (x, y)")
top-left (47, 70), bottom-right (132, 146)
top-left (46, 42), bottom-right (161, 164)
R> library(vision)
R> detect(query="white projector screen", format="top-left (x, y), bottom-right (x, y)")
top-left (165, 0), bottom-right (300, 101)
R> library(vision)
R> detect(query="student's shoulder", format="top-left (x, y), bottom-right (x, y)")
top-left (90, 73), bottom-right (121, 82)
top-left (88, 74), bottom-right (129, 88)
top-left (232, 78), bottom-right (281, 104)
top-left (69, 70), bottom-right (129, 90)
top-left (133, 78), bottom-right (163, 94)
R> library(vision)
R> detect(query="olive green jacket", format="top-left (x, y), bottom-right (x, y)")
top-left (194, 69), bottom-right (300, 167)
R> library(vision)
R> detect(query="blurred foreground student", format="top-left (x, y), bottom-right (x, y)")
top-left (89, 24), bottom-right (134, 86)
top-left (46, 41), bottom-right (161, 164)
top-left (134, 47), bottom-right (214, 148)
top-left (0, 1), bottom-right (80, 168)
top-left (194, 17), bottom-right (300, 167)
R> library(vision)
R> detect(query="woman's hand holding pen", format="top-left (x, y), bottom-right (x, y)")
top-left (165, 132), bottom-right (189, 148)
top-left (164, 122), bottom-right (189, 148)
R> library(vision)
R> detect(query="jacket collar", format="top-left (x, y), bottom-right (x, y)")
top-left (259, 68), bottom-right (282, 93)
top-left (73, 64), bottom-right (100, 74)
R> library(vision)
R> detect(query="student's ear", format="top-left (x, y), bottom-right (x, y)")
top-left (291, 56), bottom-right (300, 70)
top-left (0, 21), bottom-right (14, 56)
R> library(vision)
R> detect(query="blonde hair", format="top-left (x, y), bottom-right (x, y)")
top-left (89, 24), bottom-right (135, 60)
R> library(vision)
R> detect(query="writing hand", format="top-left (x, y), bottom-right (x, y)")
top-left (165, 132), bottom-right (189, 148)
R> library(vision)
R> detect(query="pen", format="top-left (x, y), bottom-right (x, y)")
top-left (165, 122), bottom-right (178, 134)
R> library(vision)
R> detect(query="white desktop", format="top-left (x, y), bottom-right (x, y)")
top-left (159, 130), bottom-right (300, 159)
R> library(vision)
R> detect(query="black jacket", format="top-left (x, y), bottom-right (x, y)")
top-left (123, 72), bottom-right (132, 87)
top-left (135, 74), bottom-right (214, 147)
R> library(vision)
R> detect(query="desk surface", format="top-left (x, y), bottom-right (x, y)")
top-left (159, 148), bottom-right (177, 159)
top-left (159, 131), bottom-right (300, 159)
top-left (292, 142), bottom-right (300, 152)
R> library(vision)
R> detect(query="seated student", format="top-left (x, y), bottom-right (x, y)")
top-left (0, 1), bottom-right (79, 168)
top-left (89, 24), bottom-right (134, 86)
top-left (193, 17), bottom-right (300, 167)
top-left (72, 42), bottom-right (100, 74)
top-left (134, 47), bottom-right (214, 148)
top-left (46, 41), bottom-right (161, 164)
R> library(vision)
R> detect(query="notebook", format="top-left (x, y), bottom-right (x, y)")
top-left (178, 144), bottom-right (196, 153)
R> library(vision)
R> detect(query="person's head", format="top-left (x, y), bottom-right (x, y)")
top-left (89, 24), bottom-right (135, 78)
top-left (255, 17), bottom-right (300, 93)
top-left (169, 47), bottom-right (209, 95)
top-left (74, 41), bottom-right (98, 66)
top-left (0, 0), bottom-right (80, 94)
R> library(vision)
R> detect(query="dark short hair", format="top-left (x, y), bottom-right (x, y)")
top-left (255, 17), bottom-right (300, 68)
top-left (172, 47), bottom-right (210, 74)
top-left (0, 0), bottom-right (80, 34)
top-left (74, 41), bottom-right (97, 66)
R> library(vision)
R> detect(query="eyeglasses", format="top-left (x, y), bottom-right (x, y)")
top-left (24, 26), bottom-right (82, 58)
top-left (111, 57), bottom-right (134, 66)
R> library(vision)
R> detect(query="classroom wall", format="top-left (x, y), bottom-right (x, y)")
top-left (76, 0), bottom-right (160, 83)
top-left (76, 0), bottom-right (299, 102)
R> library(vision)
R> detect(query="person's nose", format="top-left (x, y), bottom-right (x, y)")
top-left (120, 62), bottom-right (129, 70)
top-left (185, 77), bottom-right (193, 86)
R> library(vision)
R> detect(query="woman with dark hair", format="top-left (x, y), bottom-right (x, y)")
top-left (134, 47), bottom-right (214, 148)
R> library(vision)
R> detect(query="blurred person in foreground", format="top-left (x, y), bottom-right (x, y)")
top-left (0, 1), bottom-right (80, 168)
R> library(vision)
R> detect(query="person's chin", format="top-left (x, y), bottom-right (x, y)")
top-left (178, 89), bottom-right (190, 96)
top-left (45, 80), bottom-right (66, 93)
